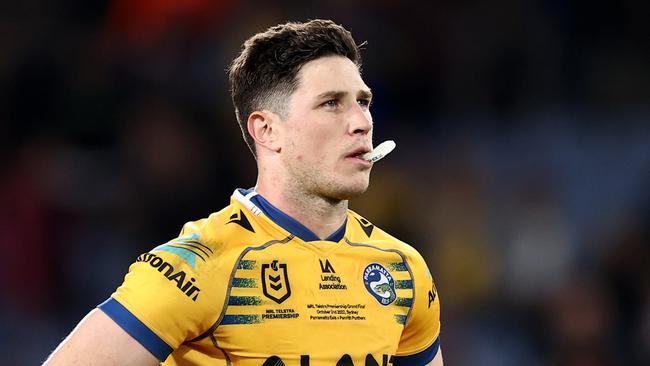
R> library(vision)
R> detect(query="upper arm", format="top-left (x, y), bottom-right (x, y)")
top-left (394, 249), bottom-right (442, 365)
top-left (45, 229), bottom-right (227, 364)
top-left (43, 309), bottom-right (159, 366)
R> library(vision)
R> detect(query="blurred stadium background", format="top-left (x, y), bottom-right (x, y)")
top-left (1, 0), bottom-right (649, 365)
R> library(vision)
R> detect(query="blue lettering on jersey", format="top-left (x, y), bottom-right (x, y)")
top-left (136, 253), bottom-right (201, 301)
top-left (363, 263), bottom-right (396, 306)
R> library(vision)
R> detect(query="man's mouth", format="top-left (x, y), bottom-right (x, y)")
top-left (346, 147), bottom-right (371, 159)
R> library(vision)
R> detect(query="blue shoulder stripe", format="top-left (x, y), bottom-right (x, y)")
top-left (393, 337), bottom-right (440, 366)
top-left (97, 298), bottom-right (173, 361)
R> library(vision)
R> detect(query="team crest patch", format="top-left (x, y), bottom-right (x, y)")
top-left (363, 263), bottom-right (397, 305)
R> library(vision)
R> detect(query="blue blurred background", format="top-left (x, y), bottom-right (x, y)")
top-left (1, 0), bottom-right (649, 365)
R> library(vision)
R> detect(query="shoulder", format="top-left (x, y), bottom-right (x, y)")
top-left (346, 209), bottom-right (425, 264)
top-left (106, 202), bottom-right (263, 351)
top-left (144, 200), bottom-right (263, 276)
top-left (175, 201), bottom-right (262, 254)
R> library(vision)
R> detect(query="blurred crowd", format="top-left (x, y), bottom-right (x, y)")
top-left (1, 1), bottom-right (648, 365)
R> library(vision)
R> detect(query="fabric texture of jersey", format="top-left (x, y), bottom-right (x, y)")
top-left (99, 189), bottom-right (441, 366)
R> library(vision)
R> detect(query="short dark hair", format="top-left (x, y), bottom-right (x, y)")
top-left (228, 19), bottom-right (363, 157)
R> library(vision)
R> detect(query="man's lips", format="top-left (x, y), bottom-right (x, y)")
top-left (345, 147), bottom-right (373, 167)
top-left (346, 146), bottom-right (371, 159)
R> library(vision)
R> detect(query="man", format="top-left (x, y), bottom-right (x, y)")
top-left (44, 19), bottom-right (442, 366)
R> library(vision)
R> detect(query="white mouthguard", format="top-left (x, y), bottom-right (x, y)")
top-left (362, 140), bottom-right (396, 163)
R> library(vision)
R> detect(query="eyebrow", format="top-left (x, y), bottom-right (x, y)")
top-left (316, 89), bottom-right (373, 100)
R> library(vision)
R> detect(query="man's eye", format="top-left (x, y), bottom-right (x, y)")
top-left (357, 99), bottom-right (371, 108)
top-left (323, 100), bottom-right (338, 108)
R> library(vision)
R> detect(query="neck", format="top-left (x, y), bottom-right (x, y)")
top-left (255, 179), bottom-right (348, 240)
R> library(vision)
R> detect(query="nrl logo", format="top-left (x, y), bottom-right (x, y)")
top-left (261, 260), bottom-right (291, 304)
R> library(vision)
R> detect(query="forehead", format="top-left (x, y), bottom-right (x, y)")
top-left (294, 55), bottom-right (369, 97)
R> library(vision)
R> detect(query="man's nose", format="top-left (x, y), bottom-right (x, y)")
top-left (348, 104), bottom-right (373, 135)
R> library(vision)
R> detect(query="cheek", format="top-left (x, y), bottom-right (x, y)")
top-left (285, 119), bottom-right (339, 163)
top-left (287, 135), bottom-right (318, 163)
top-left (296, 133), bottom-right (326, 157)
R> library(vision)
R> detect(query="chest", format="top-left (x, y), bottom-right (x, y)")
top-left (214, 243), bottom-right (414, 365)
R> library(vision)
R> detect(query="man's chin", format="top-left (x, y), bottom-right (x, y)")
top-left (328, 180), bottom-right (370, 201)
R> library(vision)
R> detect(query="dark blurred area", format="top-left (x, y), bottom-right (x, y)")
top-left (1, 0), bottom-right (649, 365)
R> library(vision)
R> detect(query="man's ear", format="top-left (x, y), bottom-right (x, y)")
top-left (247, 110), bottom-right (282, 153)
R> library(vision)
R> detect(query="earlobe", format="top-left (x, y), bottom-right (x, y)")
top-left (247, 111), bottom-right (281, 153)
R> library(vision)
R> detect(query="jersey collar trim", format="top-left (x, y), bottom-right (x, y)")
top-left (234, 188), bottom-right (346, 242)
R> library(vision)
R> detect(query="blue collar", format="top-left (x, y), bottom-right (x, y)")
top-left (238, 188), bottom-right (346, 242)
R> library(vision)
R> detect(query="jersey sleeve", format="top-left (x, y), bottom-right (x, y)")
top-left (97, 229), bottom-right (221, 361)
top-left (394, 249), bottom-right (441, 365)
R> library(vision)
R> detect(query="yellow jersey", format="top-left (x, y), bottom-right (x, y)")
top-left (98, 189), bottom-right (441, 365)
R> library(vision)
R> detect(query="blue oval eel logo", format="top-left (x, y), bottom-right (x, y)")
top-left (363, 263), bottom-right (397, 305)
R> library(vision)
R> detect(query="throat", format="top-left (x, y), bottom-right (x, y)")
top-left (283, 195), bottom-right (347, 240)
top-left (255, 186), bottom-right (348, 240)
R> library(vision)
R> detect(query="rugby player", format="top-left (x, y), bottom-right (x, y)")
top-left (44, 19), bottom-right (443, 366)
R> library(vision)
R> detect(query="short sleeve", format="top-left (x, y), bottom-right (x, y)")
top-left (98, 232), bottom-right (221, 361)
top-left (394, 250), bottom-right (441, 365)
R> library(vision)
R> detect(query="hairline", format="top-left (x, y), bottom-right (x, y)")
top-left (248, 54), bottom-right (362, 122)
